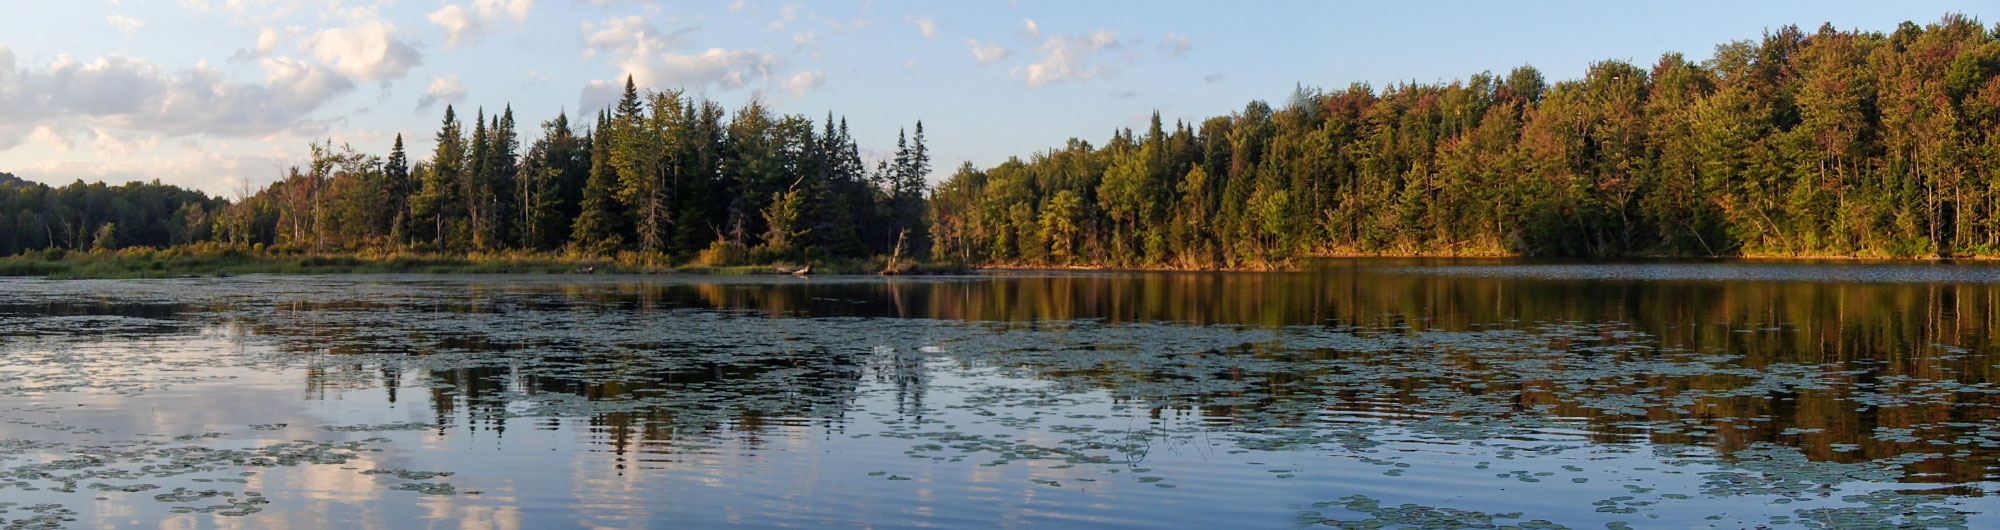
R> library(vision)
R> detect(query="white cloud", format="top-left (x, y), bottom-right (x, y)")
top-left (783, 70), bottom-right (823, 98)
top-left (578, 45), bottom-right (779, 111)
top-left (967, 39), bottom-right (1011, 65)
top-left (231, 26), bottom-right (285, 62)
top-left (527, 70), bottom-right (551, 85)
top-left (28, 126), bottom-right (73, 153)
top-left (1022, 18), bottom-right (1039, 39)
top-left (658, 48), bottom-right (776, 89)
top-left (259, 56), bottom-right (356, 114)
top-left (300, 20), bottom-right (423, 82)
top-left (416, 75), bottom-right (467, 111)
top-left (1159, 33), bottom-right (1192, 59)
top-left (428, 6), bottom-right (481, 49)
top-left (583, 16), bottom-right (690, 60)
top-left (89, 128), bottom-right (163, 159)
top-left (580, 16), bottom-right (776, 97)
top-left (906, 15), bottom-right (936, 38)
top-left (428, 0), bottom-right (535, 50)
top-left (106, 15), bottom-right (146, 37)
top-left (729, 1), bottom-right (749, 13)
top-left (1011, 30), bottom-right (1121, 87)
top-left (23, 145), bottom-right (299, 196)
top-left (0, 45), bottom-right (353, 150)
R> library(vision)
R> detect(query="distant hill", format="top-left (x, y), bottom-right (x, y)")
top-left (0, 172), bottom-right (21, 187)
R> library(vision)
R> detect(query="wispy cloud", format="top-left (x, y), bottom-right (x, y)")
top-left (428, 0), bottom-right (535, 50)
top-left (1159, 33), bottom-right (1192, 59)
top-left (106, 15), bottom-right (146, 37)
top-left (906, 15), bottom-right (936, 38)
top-left (967, 39), bottom-right (1012, 65)
top-left (783, 70), bottom-right (824, 98)
top-left (229, 27), bottom-right (288, 63)
top-left (1011, 30), bottom-right (1121, 87)
top-left (416, 75), bottom-right (467, 111)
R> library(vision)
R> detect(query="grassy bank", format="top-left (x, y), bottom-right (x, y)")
top-left (18, 245), bottom-right (1973, 280)
top-left (0, 244), bottom-right (968, 279)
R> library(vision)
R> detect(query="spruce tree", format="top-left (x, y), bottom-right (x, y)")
top-left (384, 134), bottom-right (411, 244)
top-left (573, 110), bottom-right (625, 251)
top-left (411, 105), bottom-right (464, 249)
top-left (467, 109), bottom-right (492, 249)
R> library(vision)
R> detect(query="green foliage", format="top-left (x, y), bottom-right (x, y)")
top-left (1038, 190), bottom-right (1084, 263)
top-left (930, 15), bottom-right (2000, 264)
top-left (20, 16), bottom-right (2000, 270)
top-left (0, 173), bottom-right (221, 257)
top-left (572, 109), bottom-right (626, 250)
top-left (761, 186), bottom-right (812, 257)
top-left (1, 73), bottom-right (935, 269)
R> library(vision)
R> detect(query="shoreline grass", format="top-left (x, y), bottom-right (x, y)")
top-left (0, 244), bottom-right (969, 279)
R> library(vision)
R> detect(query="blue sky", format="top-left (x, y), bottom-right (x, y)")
top-left (0, 0), bottom-right (1991, 196)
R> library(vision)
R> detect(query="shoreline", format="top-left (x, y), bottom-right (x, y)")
top-left (975, 253), bottom-right (2000, 274)
top-left (0, 246), bottom-right (967, 279)
top-left (6, 246), bottom-right (1999, 280)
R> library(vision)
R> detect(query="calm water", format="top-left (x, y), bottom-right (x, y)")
top-left (4, 259), bottom-right (2000, 528)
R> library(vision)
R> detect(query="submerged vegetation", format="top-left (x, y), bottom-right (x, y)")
top-left (8, 16), bottom-right (2000, 272)
top-left (4, 267), bottom-right (2000, 526)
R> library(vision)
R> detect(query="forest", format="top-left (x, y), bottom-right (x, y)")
top-left (203, 78), bottom-right (935, 265)
top-left (931, 16), bottom-right (2000, 266)
top-left (2, 79), bottom-right (933, 266)
top-left (0, 171), bottom-right (223, 256)
top-left (6, 16), bottom-right (2000, 268)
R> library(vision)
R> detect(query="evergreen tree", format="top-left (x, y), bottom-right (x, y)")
top-left (411, 105), bottom-right (465, 248)
top-left (466, 109), bottom-right (493, 249)
top-left (384, 134), bottom-right (412, 244)
top-left (486, 105), bottom-right (519, 249)
top-left (573, 110), bottom-right (625, 250)
top-left (521, 110), bottom-right (588, 249)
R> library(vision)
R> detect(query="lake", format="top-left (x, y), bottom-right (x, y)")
top-left (3, 259), bottom-right (1999, 528)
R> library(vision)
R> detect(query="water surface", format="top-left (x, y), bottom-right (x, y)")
top-left (3, 259), bottom-right (2000, 528)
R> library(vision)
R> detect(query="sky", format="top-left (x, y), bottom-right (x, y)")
top-left (0, 0), bottom-right (1992, 197)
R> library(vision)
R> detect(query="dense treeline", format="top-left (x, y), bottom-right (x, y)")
top-left (931, 16), bottom-right (2000, 265)
top-left (2, 78), bottom-right (932, 266)
top-left (0, 172), bottom-right (223, 256)
top-left (11, 16), bottom-right (2000, 268)
top-left (206, 78), bottom-right (933, 263)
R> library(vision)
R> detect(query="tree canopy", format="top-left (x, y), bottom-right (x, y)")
top-left (931, 15), bottom-right (2000, 265)
top-left (8, 16), bottom-right (2000, 267)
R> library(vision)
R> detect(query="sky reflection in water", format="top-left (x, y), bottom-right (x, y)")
top-left (2, 261), bottom-right (1999, 528)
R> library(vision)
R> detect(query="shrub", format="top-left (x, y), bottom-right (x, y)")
top-left (696, 240), bottom-right (750, 267)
